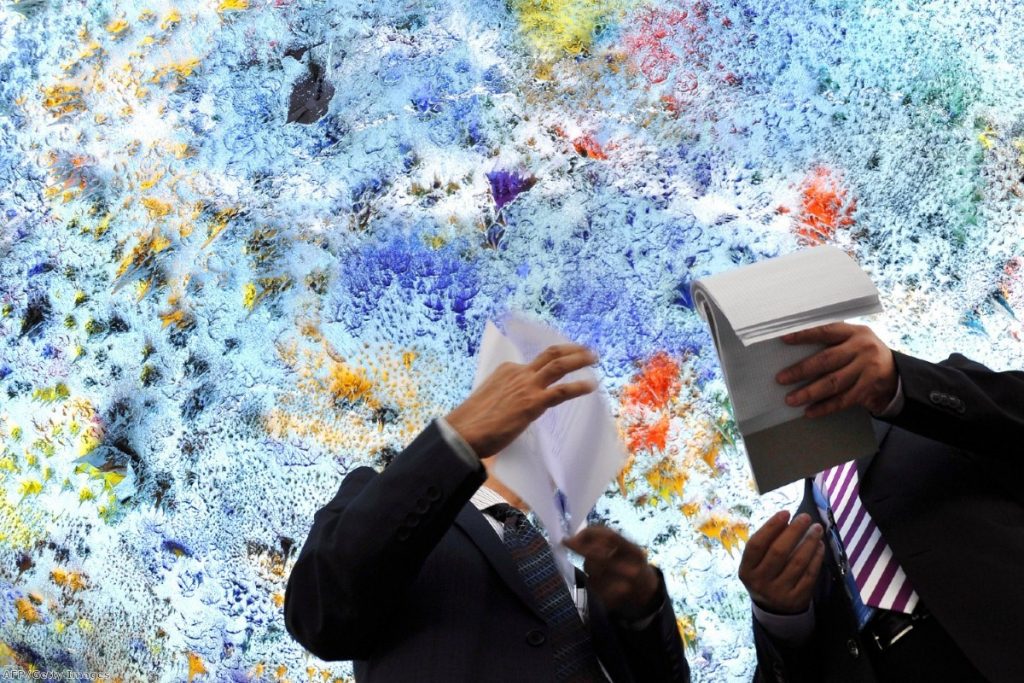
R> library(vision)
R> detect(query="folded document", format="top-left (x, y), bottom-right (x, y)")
top-left (472, 314), bottom-right (628, 583)
top-left (691, 246), bottom-right (882, 493)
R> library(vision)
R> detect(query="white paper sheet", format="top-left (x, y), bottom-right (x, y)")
top-left (472, 315), bottom-right (629, 583)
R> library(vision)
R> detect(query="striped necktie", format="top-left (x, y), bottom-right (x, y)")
top-left (819, 461), bottom-right (919, 614)
top-left (485, 503), bottom-right (604, 683)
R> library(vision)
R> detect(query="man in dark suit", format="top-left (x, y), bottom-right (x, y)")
top-left (285, 342), bottom-right (691, 682)
top-left (738, 323), bottom-right (1024, 682)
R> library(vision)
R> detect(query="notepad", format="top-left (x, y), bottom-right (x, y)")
top-left (691, 246), bottom-right (882, 493)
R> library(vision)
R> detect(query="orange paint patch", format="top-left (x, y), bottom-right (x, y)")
top-left (623, 353), bottom-right (681, 410)
top-left (15, 597), bottom-right (40, 624)
top-left (795, 167), bottom-right (856, 244)
top-left (680, 501), bottom-right (700, 518)
top-left (627, 412), bottom-right (670, 452)
top-left (187, 652), bottom-right (207, 682)
top-left (572, 134), bottom-right (608, 160)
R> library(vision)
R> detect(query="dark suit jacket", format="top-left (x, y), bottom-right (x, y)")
top-left (285, 422), bottom-right (691, 682)
top-left (752, 352), bottom-right (1024, 683)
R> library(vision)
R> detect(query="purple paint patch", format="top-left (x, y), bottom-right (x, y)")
top-left (486, 170), bottom-right (536, 211)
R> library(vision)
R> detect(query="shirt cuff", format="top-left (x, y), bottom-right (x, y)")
top-left (752, 601), bottom-right (815, 645)
top-left (435, 416), bottom-right (480, 468)
top-left (875, 375), bottom-right (905, 418)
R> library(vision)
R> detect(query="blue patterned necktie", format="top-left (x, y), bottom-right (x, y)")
top-left (485, 503), bottom-right (604, 683)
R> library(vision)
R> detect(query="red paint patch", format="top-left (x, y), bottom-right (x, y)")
top-left (623, 9), bottom-right (689, 84)
top-left (628, 413), bottom-right (670, 453)
top-left (572, 134), bottom-right (608, 160)
top-left (796, 167), bottom-right (857, 244)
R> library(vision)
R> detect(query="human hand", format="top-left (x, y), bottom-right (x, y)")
top-left (738, 511), bottom-right (825, 615)
top-left (776, 323), bottom-right (898, 418)
top-left (563, 526), bottom-right (661, 621)
top-left (444, 344), bottom-right (598, 459)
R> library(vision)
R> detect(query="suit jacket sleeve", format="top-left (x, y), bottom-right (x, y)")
top-left (890, 351), bottom-right (1024, 457)
top-left (283, 421), bottom-right (487, 661)
top-left (606, 569), bottom-right (691, 683)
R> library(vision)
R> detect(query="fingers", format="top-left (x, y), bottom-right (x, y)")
top-left (542, 379), bottom-right (597, 408)
top-left (534, 347), bottom-right (598, 387)
top-left (526, 344), bottom-right (593, 372)
top-left (784, 362), bottom-right (858, 407)
top-left (777, 524), bottom-right (824, 588)
top-left (565, 527), bottom-right (637, 559)
top-left (564, 525), bottom-right (613, 551)
top-left (780, 322), bottom-right (855, 347)
top-left (739, 512), bottom-right (825, 615)
top-left (753, 513), bottom-right (814, 578)
top-left (777, 343), bottom-right (856, 386)
top-left (567, 526), bottom-right (659, 617)
top-left (739, 510), bottom-right (790, 574)
top-left (791, 541), bottom-right (826, 597)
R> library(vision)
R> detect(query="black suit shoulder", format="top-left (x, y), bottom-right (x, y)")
top-left (284, 421), bottom-right (486, 660)
top-left (891, 351), bottom-right (1024, 456)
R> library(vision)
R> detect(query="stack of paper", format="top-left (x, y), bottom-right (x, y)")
top-left (472, 314), bottom-right (628, 583)
top-left (691, 246), bottom-right (883, 493)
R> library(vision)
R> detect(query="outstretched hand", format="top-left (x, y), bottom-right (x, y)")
top-left (564, 526), bottom-right (661, 621)
top-left (445, 344), bottom-right (598, 459)
top-left (776, 323), bottom-right (898, 418)
top-left (738, 511), bottom-right (824, 615)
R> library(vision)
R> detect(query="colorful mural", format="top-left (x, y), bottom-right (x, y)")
top-left (1, 0), bottom-right (1022, 680)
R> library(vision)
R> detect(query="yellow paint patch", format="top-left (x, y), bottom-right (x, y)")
top-left (107, 18), bottom-right (130, 35)
top-left (643, 456), bottom-right (688, 503)
top-left (15, 597), bottom-right (40, 624)
top-left (187, 653), bottom-right (207, 681)
top-left (676, 615), bottom-right (698, 650)
top-left (160, 10), bottom-right (182, 31)
top-left (32, 383), bottom-right (70, 403)
top-left (142, 197), bottom-right (173, 218)
top-left (41, 83), bottom-right (86, 117)
top-left (218, 0), bottom-right (249, 11)
top-left (202, 207), bottom-right (238, 247)
top-left (510, 0), bottom-right (625, 57)
top-left (697, 515), bottom-right (749, 555)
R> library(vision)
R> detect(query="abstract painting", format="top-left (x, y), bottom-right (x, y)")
top-left (0, 0), bottom-right (1021, 680)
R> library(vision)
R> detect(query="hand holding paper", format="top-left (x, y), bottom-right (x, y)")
top-left (462, 314), bottom-right (630, 583)
top-left (777, 322), bottom-right (898, 418)
top-left (691, 246), bottom-right (883, 493)
top-left (444, 342), bottom-right (598, 458)
top-left (563, 526), bottom-right (661, 621)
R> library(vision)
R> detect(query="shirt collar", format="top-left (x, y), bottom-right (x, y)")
top-left (470, 485), bottom-right (509, 512)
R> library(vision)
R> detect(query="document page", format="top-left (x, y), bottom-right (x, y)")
top-left (472, 315), bottom-right (629, 582)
